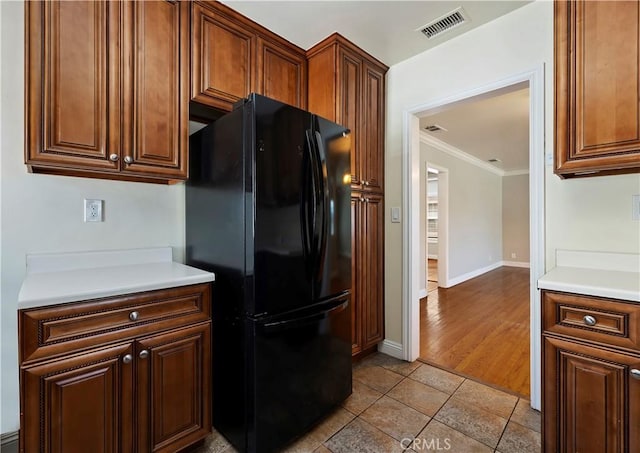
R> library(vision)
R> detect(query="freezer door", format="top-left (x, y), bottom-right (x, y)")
top-left (247, 295), bottom-right (352, 453)
top-left (311, 116), bottom-right (352, 300)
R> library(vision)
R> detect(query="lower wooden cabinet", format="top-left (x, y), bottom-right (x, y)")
top-left (351, 192), bottom-right (384, 357)
top-left (542, 290), bottom-right (640, 452)
top-left (19, 284), bottom-right (212, 453)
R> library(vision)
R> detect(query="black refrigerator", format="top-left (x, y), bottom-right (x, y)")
top-left (186, 94), bottom-right (352, 453)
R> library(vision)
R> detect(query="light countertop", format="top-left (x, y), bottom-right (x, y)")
top-left (538, 250), bottom-right (640, 302)
top-left (18, 248), bottom-right (215, 310)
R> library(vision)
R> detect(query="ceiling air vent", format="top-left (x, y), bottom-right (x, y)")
top-left (424, 124), bottom-right (448, 132)
top-left (488, 158), bottom-right (502, 163)
top-left (418, 7), bottom-right (469, 40)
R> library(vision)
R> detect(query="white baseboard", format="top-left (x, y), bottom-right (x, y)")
top-left (502, 260), bottom-right (530, 268)
top-left (427, 254), bottom-right (438, 260)
top-left (419, 288), bottom-right (427, 299)
top-left (377, 339), bottom-right (404, 360)
top-left (1, 431), bottom-right (18, 448)
top-left (445, 261), bottom-right (502, 287)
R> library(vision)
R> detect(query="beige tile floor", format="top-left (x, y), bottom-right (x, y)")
top-left (192, 353), bottom-right (541, 453)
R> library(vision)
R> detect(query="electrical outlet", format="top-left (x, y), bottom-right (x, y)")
top-left (633, 195), bottom-right (640, 221)
top-left (84, 199), bottom-right (103, 222)
top-left (511, 252), bottom-right (517, 259)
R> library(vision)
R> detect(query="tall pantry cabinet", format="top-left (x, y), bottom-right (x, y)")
top-left (307, 34), bottom-right (388, 357)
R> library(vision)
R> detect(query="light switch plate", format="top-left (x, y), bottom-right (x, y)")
top-left (633, 195), bottom-right (640, 221)
top-left (84, 199), bottom-right (103, 222)
top-left (391, 207), bottom-right (401, 223)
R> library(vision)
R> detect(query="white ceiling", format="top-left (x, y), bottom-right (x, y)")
top-left (420, 86), bottom-right (530, 172)
top-left (220, 1), bottom-right (531, 66)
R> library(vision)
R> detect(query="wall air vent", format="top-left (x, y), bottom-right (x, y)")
top-left (418, 7), bottom-right (469, 40)
top-left (424, 124), bottom-right (448, 132)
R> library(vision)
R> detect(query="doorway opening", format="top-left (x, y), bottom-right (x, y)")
top-left (401, 66), bottom-right (544, 408)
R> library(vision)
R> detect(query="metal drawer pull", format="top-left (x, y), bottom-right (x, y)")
top-left (583, 315), bottom-right (597, 326)
top-left (139, 350), bottom-right (149, 359)
top-left (122, 354), bottom-right (133, 364)
top-left (631, 369), bottom-right (640, 380)
top-left (129, 311), bottom-right (139, 321)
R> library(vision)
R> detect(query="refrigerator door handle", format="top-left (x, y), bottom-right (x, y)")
top-left (313, 131), bottom-right (329, 272)
top-left (306, 130), bottom-right (322, 262)
top-left (301, 132), bottom-right (315, 263)
top-left (261, 299), bottom-right (349, 333)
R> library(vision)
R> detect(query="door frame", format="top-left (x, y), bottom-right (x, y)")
top-left (424, 163), bottom-right (449, 292)
top-left (401, 65), bottom-right (545, 409)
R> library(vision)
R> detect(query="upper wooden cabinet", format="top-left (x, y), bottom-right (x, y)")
top-left (191, 1), bottom-right (307, 111)
top-left (25, 0), bottom-right (189, 183)
top-left (555, 0), bottom-right (640, 177)
top-left (307, 34), bottom-right (387, 192)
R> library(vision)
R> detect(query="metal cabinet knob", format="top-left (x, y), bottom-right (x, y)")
top-left (363, 181), bottom-right (370, 186)
top-left (583, 315), bottom-right (597, 326)
top-left (129, 311), bottom-right (139, 321)
top-left (122, 354), bottom-right (133, 364)
top-left (109, 154), bottom-right (119, 162)
top-left (631, 369), bottom-right (640, 380)
top-left (139, 350), bottom-right (149, 359)
top-left (124, 156), bottom-right (133, 164)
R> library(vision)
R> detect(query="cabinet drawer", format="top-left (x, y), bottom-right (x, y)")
top-left (543, 291), bottom-right (640, 352)
top-left (20, 283), bottom-right (211, 365)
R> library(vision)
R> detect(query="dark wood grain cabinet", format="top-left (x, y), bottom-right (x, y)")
top-left (191, 1), bottom-right (307, 111)
top-left (555, 0), bottom-right (640, 177)
top-left (350, 193), bottom-right (385, 355)
top-left (542, 291), bottom-right (640, 452)
top-left (19, 284), bottom-right (212, 453)
top-left (25, 0), bottom-right (189, 183)
top-left (309, 34), bottom-right (387, 358)
top-left (307, 34), bottom-right (387, 193)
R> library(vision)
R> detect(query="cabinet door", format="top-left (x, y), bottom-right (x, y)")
top-left (555, 0), bottom-right (640, 176)
top-left (361, 63), bottom-right (385, 192)
top-left (543, 336), bottom-right (640, 453)
top-left (121, 0), bottom-right (188, 180)
top-left (191, 2), bottom-right (255, 111)
top-left (350, 194), bottom-right (363, 355)
top-left (25, 0), bottom-right (120, 172)
top-left (136, 323), bottom-right (211, 453)
top-left (256, 37), bottom-right (307, 109)
top-left (362, 194), bottom-right (384, 349)
top-left (337, 48), bottom-right (363, 189)
top-left (20, 343), bottom-right (134, 453)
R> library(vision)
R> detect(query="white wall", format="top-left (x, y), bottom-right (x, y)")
top-left (0, 1), bottom-right (186, 434)
top-left (385, 0), bottom-right (640, 344)
top-left (503, 174), bottom-right (530, 263)
top-left (419, 143), bottom-right (503, 287)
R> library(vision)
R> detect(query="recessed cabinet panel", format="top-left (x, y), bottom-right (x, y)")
top-left (26, 0), bottom-right (119, 171)
top-left (544, 336), bottom-right (640, 453)
top-left (191, 2), bottom-right (254, 110)
top-left (362, 64), bottom-right (385, 192)
top-left (338, 50), bottom-right (362, 187)
top-left (21, 343), bottom-right (134, 453)
top-left (350, 194), bottom-right (362, 355)
top-left (362, 194), bottom-right (384, 349)
top-left (257, 38), bottom-right (307, 109)
top-left (555, 0), bottom-right (640, 176)
top-left (137, 324), bottom-right (211, 452)
top-left (124, 0), bottom-right (188, 178)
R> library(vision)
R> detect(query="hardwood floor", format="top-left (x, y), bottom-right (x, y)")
top-left (427, 259), bottom-right (438, 292)
top-left (419, 266), bottom-right (530, 396)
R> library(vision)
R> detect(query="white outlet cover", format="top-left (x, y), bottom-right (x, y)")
top-left (84, 199), bottom-right (103, 222)
top-left (633, 194), bottom-right (640, 221)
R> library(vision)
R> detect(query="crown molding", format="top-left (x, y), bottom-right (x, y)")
top-left (419, 131), bottom-right (529, 177)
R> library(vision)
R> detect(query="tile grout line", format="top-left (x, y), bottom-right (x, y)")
top-left (493, 396), bottom-right (521, 452)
